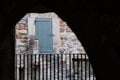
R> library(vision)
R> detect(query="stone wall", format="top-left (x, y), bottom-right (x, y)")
top-left (15, 12), bottom-right (86, 54)
top-left (58, 18), bottom-right (85, 54)
top-left (16, 23), bottom-right (28, 54)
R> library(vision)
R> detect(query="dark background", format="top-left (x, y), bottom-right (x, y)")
top-left (0, 0), bottom-right (120, 80)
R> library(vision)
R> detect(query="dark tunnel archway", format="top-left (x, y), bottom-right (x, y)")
top-left (0, 0), bottom-right (120, 80)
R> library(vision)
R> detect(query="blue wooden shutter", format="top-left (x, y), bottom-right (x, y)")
top-left (35, 18), bottom-right (53, 53)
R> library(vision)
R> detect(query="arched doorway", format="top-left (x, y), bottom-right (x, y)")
top-left (15, 12), bottom-right (96, 80)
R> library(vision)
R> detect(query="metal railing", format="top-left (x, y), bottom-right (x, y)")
top-left (15, 53), bottom-right (96, 80)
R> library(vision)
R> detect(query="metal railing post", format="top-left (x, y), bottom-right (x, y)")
top-left (16, 53), bottom-right (96, 80)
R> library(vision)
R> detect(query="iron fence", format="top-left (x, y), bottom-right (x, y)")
top-left (15, 53), bottom-right (96, 80)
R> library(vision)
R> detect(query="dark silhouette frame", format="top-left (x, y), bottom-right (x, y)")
top-left (0, 0), bottom-right (120, 80)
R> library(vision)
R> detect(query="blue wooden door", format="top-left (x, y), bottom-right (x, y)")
top-left (35, 18), bottom-right (53, 53)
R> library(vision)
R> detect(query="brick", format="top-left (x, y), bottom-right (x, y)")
top-left (66, 27), bottom-right (72, 32)
top-left (16, 24), bottom-right (21, 30)
top-left (16, 23), bottom-right (25, 30)
top-left (16, 34), bottom-right (22, 39)
top-left (60, 28), bottom-right (64, 32)
top-left (18, 46), bottom-right (27, 52)
top-left (24, 26), bottom-right (28, 30)
top-left (19, 30), bottom-right (27, 35)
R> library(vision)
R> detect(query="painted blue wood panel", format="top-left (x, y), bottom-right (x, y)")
top-left (35, 18), bottom-right (53, 53)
